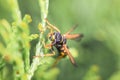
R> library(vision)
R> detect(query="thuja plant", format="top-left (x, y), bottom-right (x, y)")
top-left (0, 0), bottom-right (59, 80)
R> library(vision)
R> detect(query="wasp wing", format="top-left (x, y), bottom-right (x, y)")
top-left (64, 25), bottom-right (83, 40)
top-left (65, 24), bottom-right (78, 35)
top-left (63, 45), bottom-right (77, 67)
top-left (64, 34), bottom-right (83, 40)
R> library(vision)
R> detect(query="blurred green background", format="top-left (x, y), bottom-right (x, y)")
top-left (0, 0), bottom-right (120, 80)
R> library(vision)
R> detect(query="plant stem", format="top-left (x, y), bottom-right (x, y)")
top-left (11, 0), bottom-right (22, 22)
top-left (27, 0), bottom-right (49, 80)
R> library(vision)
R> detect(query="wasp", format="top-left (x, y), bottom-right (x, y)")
top-left (35, 19), bottom-right (83, 67)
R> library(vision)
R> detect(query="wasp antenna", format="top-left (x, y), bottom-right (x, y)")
top-left (45, 19), bottom-right (60, 32)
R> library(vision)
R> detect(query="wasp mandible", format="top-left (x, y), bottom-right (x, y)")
top-left (35, 19), bottom-right (83, 67)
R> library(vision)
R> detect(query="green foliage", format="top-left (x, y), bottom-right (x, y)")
top-left (0, 0), bottom-right (120, 80)
top-left (0, 14), bottom-right (30, 79)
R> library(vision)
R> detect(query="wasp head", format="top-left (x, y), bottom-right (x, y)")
top-left (48, 32), bottom-right (56, 41)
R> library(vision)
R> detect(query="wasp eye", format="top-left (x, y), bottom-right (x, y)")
top-left (49, 34), bottom-right (55, 41)
top-left (49, 36), bottom-right (52, 40)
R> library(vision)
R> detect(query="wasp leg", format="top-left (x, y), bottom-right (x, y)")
top-left (44, 50), bottom-right (56, 57)
top-left (44, 44), bottom-right (52, 49)
top-left (33, 49), bottom-right (56, 58)
top-left (45, 19), bottom-right (60, 32)
top-left (52, 52), bottom-right (66, 67)
top-left (41, 40), bottom-right (53, 49)
top-left (33, 40), bottom-right (55, 58)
